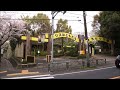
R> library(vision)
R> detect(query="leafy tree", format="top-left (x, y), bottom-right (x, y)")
top-left (22, 13), bottom-right (52, 52)
top-left (92, 11), bottom-right (120, 55)
top-left (55, 18), bottom-right (72, 44)
top-left (91, 14), bottom-right (100, 36)
top-left (22, 13), bottom-right (52, 36)
top-left (54, 18), bottom-right (75, 55)
top-left (56, 18), bottom-right (72, 33)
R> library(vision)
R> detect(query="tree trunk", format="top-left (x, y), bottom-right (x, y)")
top-left (47, 38), bottom-right (52, 55)
top-left (0, 45), bottom-right (1, 63)
top-left (0, 39), bottom-right (1, 64)
top-left (111, 40), bottom-right (115, 55)
top-left (26, 34), bottom-right (31, 59)
top-left (12, 50), bottom-right (15, 57)
top-left (61, 37), bottom-right (64, 55)
top-left (78, 34), bottom-right (81, 56)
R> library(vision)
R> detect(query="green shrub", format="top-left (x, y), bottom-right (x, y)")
top-left (54, 54), bottom-right (63, 57)
top-left (64, 46), bottom-right (78, 57)
top-left (40, 51), bottom-right (47, 56)
top-left (53, 49), bottom-right (63, 57)
top-left (77, 55), bottom-right (86, 59)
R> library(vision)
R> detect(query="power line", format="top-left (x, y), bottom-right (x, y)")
top-left (67, 12), bottom-right (83, 16)
top-left (2, 11), bottom-right (94, 19)
top-left (1, 11), bottom-right (40, 14)
top-left (1, 18), bottom-right (82, 21)
top-left (67, 12), bottom-right (94, 18)
top-left (3, 12), bottom-right (81, 18)
top-left (56, 14), bottom-right (80, 18)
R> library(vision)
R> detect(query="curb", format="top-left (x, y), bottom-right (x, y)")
top-left (0, 71), bottom-right (7, 73)
top-left (7, 72), bottom-right (39, 76)
top-left (109, 76), bottom-right (120, 79)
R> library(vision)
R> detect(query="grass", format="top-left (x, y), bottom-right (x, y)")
top-left (80, 66), bottom-right (97, 70)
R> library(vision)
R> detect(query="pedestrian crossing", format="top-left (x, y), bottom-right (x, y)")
top-left (2, 74), bottom-right (54, 79)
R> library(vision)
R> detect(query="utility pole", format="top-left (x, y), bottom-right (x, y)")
top-left (51, 11), bottom-right (54, 62)
top-left (83, 11), bottom-right (90, 67)
top-left (51, 11), bottom-right (66, 62)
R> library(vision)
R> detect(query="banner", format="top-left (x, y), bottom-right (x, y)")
top-left (21, 33), bottom-right (112, 44)
top-left (88, 36), bottom-right (112, 44)
top-left (53, 32), bottom-right (79, 42)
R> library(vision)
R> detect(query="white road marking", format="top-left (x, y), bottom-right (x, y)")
top-left (52, 66), bottom-right (116, 77)
top-left (31, 77), bottom-right (54, 79)
top-left (2, 74), bottom-right (51, 79)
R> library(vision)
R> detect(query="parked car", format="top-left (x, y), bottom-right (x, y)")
top-left (115, 55), bottom-right (120, 68)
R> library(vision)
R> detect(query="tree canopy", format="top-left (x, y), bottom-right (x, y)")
top-left (92, 11), bottom-right (120, 54)
top-left (0, 12), bottom-right (26, 47)
top-left (22, 13), bottom-right (51, 36)
top-left (55, 18), bottom-right (72, 33)
top-left (54, 18), bottom-right (74, 46)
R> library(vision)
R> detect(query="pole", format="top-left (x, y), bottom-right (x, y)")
top-left (83, 11), bottom-right (90, 67)
top-left (51, 11), bottom-right (66, 62)
top-left (111, 40), bottom-right (115, 55)
top-left (78, 34), bottom-right (81, 56)
top-left (51, 11), bottom-right (54, 62)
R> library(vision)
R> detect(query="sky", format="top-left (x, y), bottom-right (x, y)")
top-left (1, 11), bottom-right (100, 35)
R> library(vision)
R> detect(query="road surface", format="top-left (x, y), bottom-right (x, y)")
top-left (52, 66), bottom-right (120, 79)
top-left (1, 66), bottom-right (120, 79)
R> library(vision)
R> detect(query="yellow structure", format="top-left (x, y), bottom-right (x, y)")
top-left (53, 32), bottom-right (79, 42)
top-left (21, 35), bottom-right (48, 42)
top-left (80, 50), bottom-right (85, 55)
top-left (88, 36), bottom-right (112, 44)
top-left (21, 32), bottom-right (112, 44)
top-left (21, 32), bottom-right (80, 42)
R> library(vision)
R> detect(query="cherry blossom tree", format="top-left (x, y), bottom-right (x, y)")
top-left (0, 12), bottom-right (26, 63)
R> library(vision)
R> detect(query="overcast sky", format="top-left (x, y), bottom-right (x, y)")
top-left (1, 11), bottom-right (100, 34)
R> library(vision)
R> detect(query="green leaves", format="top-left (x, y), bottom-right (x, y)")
top-left (92, 11), bottom-right (120, 55)
top-left (22, 13), bottom-right (51, 36)
top-left (56, 18), bottom-right (72, 33)
top-left (10, 38), bottom-right (17, 51)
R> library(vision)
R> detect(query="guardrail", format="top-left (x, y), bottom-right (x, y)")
top-left (47, 58), bottom-right (107, 72)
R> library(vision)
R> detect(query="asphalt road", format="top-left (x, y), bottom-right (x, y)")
top-left (52, 66), bottom-right (120, 79)
top-left (2, 66), bottom-right (120, 79)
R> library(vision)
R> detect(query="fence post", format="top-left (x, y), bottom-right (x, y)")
top-left (48, 63), bottom-right (51, 72)
top-left (46, 55), bottom-right (51, 63)
top-left (96, 59), bottom-right (98, 65)
top-left (66, 62), bottom-right (69, 70)
top-left (82, 60), bottom-right (85, 67)
top-left (105, 58), bottom-right (106, 64)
